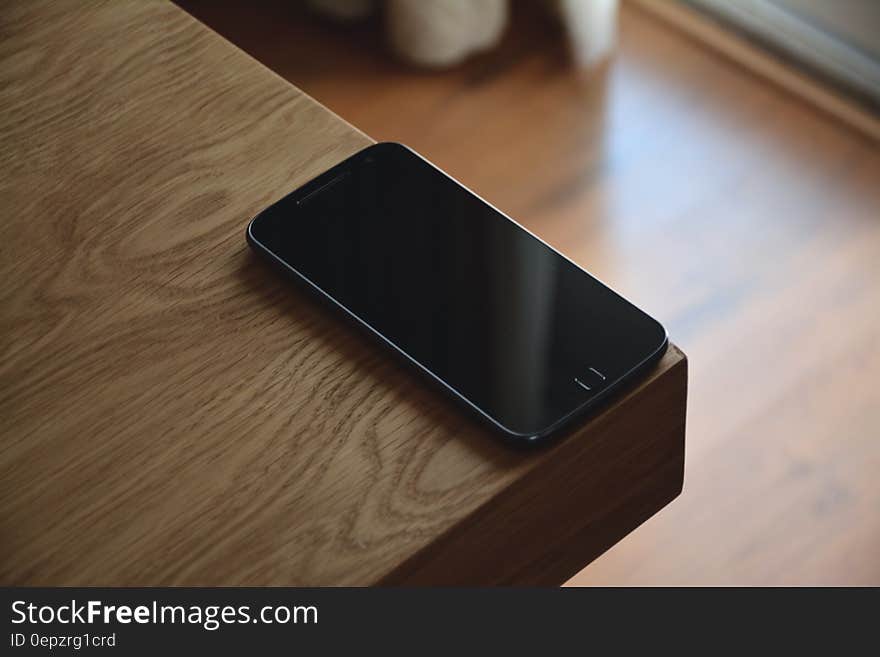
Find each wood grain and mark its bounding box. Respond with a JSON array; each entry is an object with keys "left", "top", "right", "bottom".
[
  {"left": 177, "top": 0, "right": 880, "bottom": 585},
  {"left": 382, "top": 345, "right": 686, "bottom": 586},
  {"left": 0, "top": 1, "right": 686, "bottom": 585}
]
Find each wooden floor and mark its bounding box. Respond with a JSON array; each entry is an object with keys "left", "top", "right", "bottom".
[{"left": 178, "top": 1, "right": 880, "bottom": 585}]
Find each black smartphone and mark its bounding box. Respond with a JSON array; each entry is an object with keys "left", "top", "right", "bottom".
[{"left": 247, "top": 142, "right": 667, "bottom": 445}]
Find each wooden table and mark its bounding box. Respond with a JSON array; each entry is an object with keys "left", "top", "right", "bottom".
[{"left": 0, "top": 0, "right": 687, "bottom": 586}]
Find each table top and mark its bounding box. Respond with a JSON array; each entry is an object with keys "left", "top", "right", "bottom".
[{"left": 0, "top": 0, "right": 686, "bottom": 585}]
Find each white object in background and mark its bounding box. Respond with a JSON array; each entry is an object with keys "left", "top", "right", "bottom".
[
  {"left": 305, "top": 0, "right": 620, "bottom": 69},
  {"left": 556, "top": 0, "right": 620, "bottom": 67},
  {"left": 386, "top": 0, "right": 508, "bottom": 67}
]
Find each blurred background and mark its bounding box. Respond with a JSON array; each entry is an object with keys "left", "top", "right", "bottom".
[{"left": 177, "top": 0, "right": 880, "bottom": 585}]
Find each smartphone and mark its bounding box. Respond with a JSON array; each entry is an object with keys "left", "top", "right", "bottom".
[{"left": 247, "top": 142, "right": 667, "bottom": 445}]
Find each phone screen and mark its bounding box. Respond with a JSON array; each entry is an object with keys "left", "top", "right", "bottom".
[{"left": 248, "top": 143, "right": 666, "bottom": 439}]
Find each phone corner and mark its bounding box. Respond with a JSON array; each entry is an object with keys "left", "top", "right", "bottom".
[
  {"left": 245, "top": 214, "right": 262, "bottom": 250},
  {"left": 492, "top": 421, "right": 561, "bottom": 449},
  {"left": 368, "top": 141, "right": 411, "bottom": 156}
]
